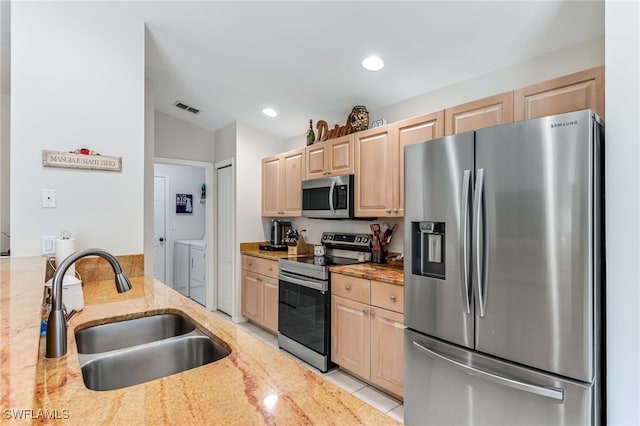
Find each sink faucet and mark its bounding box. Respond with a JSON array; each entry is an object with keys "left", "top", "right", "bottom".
[{"left": 46, "top": 248, "right": 132, "bottom": 358}]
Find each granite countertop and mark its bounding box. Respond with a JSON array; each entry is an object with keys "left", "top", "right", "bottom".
[
  {"left": 241, "top": 242, "right": 404, "bottom": 285},
  {"left": 329, "top": 263, "right": 404, "bottom": 286},
  {"left": 0, "top": 256, "right": 398, "bottom": 425},
  {"left": 240, "top": 242, "right": 310, "bottom": 261}
]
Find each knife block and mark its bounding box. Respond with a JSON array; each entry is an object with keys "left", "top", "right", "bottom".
[{"left": 288, "top": 235, "right": 310, "bottom": 256}]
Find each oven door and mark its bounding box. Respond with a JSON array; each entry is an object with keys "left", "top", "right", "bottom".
[
  {"left": 278, "top": 271, "right": 330, "bottom": 356},
  {"left": 301, "top": 175, "right": 353, "bottom": 218}
]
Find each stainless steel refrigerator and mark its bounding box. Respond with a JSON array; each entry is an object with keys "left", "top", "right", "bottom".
[{"left": 403, "top": 109, "right": 604, "bottom": 425}]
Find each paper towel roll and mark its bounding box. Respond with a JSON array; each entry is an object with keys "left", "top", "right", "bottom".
[{"left": 55, "top": 238, "right": 76, "bottom": 276}]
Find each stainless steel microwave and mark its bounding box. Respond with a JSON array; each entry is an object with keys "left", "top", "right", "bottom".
[{"left": 301, "top": 175, "right": 354, "bottom": 219}]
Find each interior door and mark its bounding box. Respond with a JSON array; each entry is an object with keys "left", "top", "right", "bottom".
[
  {"left": 153, "top": 176, "right": 166, "bottom": 283},
  {"left": 216, "top": 164, "right": 234, "bottom": 315},
  {"left": 474, "top": 111, "right": 594, "bottom": 381},
  {"left": 403, "top": 132, "right": 475, "bottom": 349}
]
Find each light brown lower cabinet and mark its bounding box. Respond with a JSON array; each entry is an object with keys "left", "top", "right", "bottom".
[
  {"left": 241, "top": 255, "right": 278, "bottom": 333},
  {"left": 331, "top": 273, "right": 405, "bottom": 398}
]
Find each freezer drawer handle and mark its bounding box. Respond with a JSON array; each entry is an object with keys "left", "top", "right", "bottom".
[
  {"left": 460, "top": 169, "right": 472, "bottom": 314},
  {"left": 412, "top": 341, "right": 565, "bottom": 401}
]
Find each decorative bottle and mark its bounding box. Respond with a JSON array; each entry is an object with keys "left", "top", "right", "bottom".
[{"left": 306, "top": 119, "right": 316, "bottom": 146}]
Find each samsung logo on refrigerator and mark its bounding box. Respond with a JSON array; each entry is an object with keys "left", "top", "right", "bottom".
[{"left": 550, "top": 120, "right": 578, "bottom": 128}]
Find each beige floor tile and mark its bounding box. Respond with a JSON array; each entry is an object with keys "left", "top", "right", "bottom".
[
  {"left": 353, "top": 386, "right": 401, "bottom": 414},
  {"left": 324, "top": 369, "right": 367, "bottom": 393}
]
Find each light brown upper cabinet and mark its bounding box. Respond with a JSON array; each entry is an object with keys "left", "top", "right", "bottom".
[
  {"left": 304, "top": 134, "right": 354, "bottom": 180},
  {"left": 514, "top": 67, "right": 604, "bottom": 121},
  {"left": 261, "top": 147, "right": 305, "bottom": 217},
  {"left": 355, "top": 111, "right": 444, "bottom": 217},
  {"left": 445, "top": 92, "right": 514, "bottom": 136}
]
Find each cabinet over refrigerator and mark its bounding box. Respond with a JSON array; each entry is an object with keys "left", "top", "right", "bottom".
[{"left": 403, "top": 110, "right": 605, "bottom": 425}]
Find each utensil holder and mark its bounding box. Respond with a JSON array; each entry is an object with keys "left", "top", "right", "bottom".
[{"left": 371, "top": 246, "right": 387, "bottom": 264}]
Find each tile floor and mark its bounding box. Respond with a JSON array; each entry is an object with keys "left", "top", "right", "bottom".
[{"left": 211, "top": 310, "right": 404, "bottom": 424}]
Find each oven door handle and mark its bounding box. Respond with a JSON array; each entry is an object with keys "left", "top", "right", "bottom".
[{"left": 279, "top": 272, "right": 328, "bottom": 292}]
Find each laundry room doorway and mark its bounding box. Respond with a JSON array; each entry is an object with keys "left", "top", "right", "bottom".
[{"left": 153, "top": 157, "right": 214, "bottom": 309}]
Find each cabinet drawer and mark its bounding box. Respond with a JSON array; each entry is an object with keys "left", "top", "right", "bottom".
[
  {"left": 259, "top": 259, "right": 278, "bottom": 279},
  {"left": 242, "top": 255, "right": 261, "bottom": 273},
  {"left": 332, "top": 274, "right": 370, "bottom": 304},
  {"left": 371, "top": 280, "right": 404, "bottom": 313}
]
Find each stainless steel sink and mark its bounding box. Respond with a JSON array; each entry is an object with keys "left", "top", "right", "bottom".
[
  {"left": 75, "top": 313, "right": 196, "bottom": 354},
  {"left": 74, "top": 312, "right": 230, "bottom": 391},
  {"left": 79, "top": 332, "right": 229, "bottom": 391}
]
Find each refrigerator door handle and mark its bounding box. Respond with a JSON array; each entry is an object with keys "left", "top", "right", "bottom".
[
  {"left": 412, "top": 341, "right": 565, "bottom": 401},
  {"left": 473, "top": 168, "right": 488, "bottom": 317},
  {"left": 460, "top": 169, "right": 472, "bottom": 314}
]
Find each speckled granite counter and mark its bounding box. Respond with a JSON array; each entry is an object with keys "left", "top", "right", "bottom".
[
  {"left": 329, "top": 264, "right": 404, "bottom": 286},
  {"left": 240, "top": 242, "right": 309, "bottom": 261},
  {"left": 1, "top": 256, "right": 399, "bottom": 425}
]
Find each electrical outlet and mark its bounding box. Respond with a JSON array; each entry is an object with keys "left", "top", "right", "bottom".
[
  {"left": 41, "top": 189, "right": 56, "bottom": 208},
  {"left": 42, "top": 235, "right": 55, "bottom": 255}
]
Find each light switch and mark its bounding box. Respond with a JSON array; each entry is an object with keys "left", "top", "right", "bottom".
[
  {"left": 42, "top": 235, "right": 55, "bottom": 254},
  {"left": 42, "top": 189, "right": 56, "bottom": 208}
]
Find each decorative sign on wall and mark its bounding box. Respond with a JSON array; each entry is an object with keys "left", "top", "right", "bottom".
[
  {"left": 42, "top": 149, "right": 122, "bottom": 172},
  {"left": 176, "top": 194, "right": 193, "bottom": 214}
]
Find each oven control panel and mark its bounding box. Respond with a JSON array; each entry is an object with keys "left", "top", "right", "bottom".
[{"left": 321, "top": 232, "right": 372, "bottom": 250}]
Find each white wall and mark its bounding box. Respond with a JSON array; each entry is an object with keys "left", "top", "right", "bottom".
[
  {"left": 144, "top": 78, "right": 155, "bottom": 274},
  {"left": 605, "top": 1, "right": 640, "bottom": 424},
  {"left": 154, "top": 163, "right": 206, "bottom": 287},
  {"left": 10, "top": 2, "right": 144, "bottom": 256},
  {"left": 214, "top": 121, "right": 237, "bottom": 162},
  {"left": 0, "top": 0, "right": 10, "bottom": 255},
  {"left": 155, "top": 111, "right": 214, "bottom": 162},
  {"left": 0, "top": 93, "right": 8, "bottom": 254},
  {"left": 235, "top": 122, "right": 284, "bottom": 318}
]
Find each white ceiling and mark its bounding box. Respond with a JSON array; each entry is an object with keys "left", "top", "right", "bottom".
[{"left": 10, "top": 1, "right": 606, "bottom": 140}]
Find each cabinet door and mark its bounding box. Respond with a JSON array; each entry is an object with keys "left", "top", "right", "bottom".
[
  {"left": 262, "top": 155, "right": 281, "bottom": 216},
  {"left": 242, "top": 270, "right": 263, "bottom": 323},
  {"left": 305, "top": 143, "right": 328, "bottom": 180},
  {"left": 354, "top": 126, "right": 395, "bottom": 217},
  {"left": 370, "top": 307, "right": 405, "bottom": 397},
  {"left": 328, "top": 134, "right": 354, "bottom": 176},
  {"left": 514, "top": 67, "right": 604, "bottom": 121},
  {"left": 262, "top": 276, "right": 279, "bottom": 333},
  {"left": 396, "top": 111, "right": 445, "bottom": 217},
  {"left": 331, "top": 295, "right": 370, "bottom": 379},
  {"left": 281, "top": 148, "right": 305, "bottom": 216},
  {"left": 445, "top": 92, "right": 514, "bottom": 135}
]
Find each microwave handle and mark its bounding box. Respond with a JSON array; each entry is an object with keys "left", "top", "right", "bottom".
[{"left": 328, "top": 179, "right": 336, "bottom": 215}]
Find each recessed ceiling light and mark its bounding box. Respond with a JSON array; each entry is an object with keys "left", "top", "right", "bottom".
[
  {"left": 262, "top": 107, "right": 278, "bottom": 117},
  {"left": 362, "top": 55, "right": 384, "bottom": 71}
]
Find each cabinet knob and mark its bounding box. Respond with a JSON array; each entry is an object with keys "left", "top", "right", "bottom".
[
  {"left": 345, "top": 285, "right": 351, "bottom": 291},
  {"left": 392, "top": 208, "right": 399, "bottom": 213},
  {"left": 370, "top": 311, "right": 375, "bottom": 317},
  {"left": 362, "top": 309, "right": 368, "bottom": 315},
  {"left": 390, "top": 295, "right": 397, "bottom": 301},
  {"left": 386, "top": 208, "right": 391, "bottom": 213}
]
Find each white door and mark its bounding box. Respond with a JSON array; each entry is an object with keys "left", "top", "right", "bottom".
[
  {"left": 153, "top": 176, "right": 167, "bottom": 283},
  {"left": 216, "top": 164, "right": 234, "bottom": 315}
]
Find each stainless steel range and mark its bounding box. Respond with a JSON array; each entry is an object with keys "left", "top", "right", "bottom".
[{"left": 277, "top": 232, "right": 372, "bottom": 372}]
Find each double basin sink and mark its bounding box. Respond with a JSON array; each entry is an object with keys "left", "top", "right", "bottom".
[{"left": 75, "top": 311, "right": 230, "bottom": 391}]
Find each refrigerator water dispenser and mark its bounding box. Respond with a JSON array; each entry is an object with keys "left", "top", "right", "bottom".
[{"left": 411, "top": 221, "right": 445, "bottom": 279}]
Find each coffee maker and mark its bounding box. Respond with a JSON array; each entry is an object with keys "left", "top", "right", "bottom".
[{"left": 260, "top": 219, "right": 292, "bottom": 251}]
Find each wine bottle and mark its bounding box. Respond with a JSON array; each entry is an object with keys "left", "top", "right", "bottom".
[{"left": 306, "top": 119, "right": 316, "bottom": 146}]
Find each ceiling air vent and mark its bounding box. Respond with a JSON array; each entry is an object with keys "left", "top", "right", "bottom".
[{"left": 174, "top": 101, "right": 200, "bottom": 114}]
